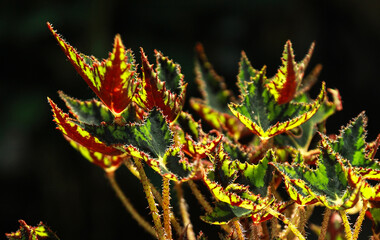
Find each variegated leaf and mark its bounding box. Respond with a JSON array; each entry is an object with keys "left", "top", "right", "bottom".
[
  {"left": 133, "top": 49, "right": 186, "bottom": 122},
  {"left": 229, "top": 66, "right": 326, "bottom": 140},
  {"left": 6, "top": 220, "right": 59, "bottom": 240},
  {"left": 201, "top": 201, "right": 252, "bottom": 225},
  {"left": 47, "top": 23, "right": 138, "bottom": 117},
  {"left": 83, "top": 108, "right": 194, "bottom": 181},
  {"left": 194, "top": 43, "right": 233, "bottom": 112},
  {"left": 48, "top": 98, "right": 122, "bottom": 156},
  {"left": 272, "top": 146, "right": 362, "bottom": 210},
  {"left": 266, "top": 41, "right": 315, "bottom": 104}
]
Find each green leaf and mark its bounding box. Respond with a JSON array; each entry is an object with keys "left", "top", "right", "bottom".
[
  {"left": 84, "top": 108, "right": 194, "bottom": 181},
  {"left": 47, "top": 23, "right": 138, "bottom": 117},
  {"left": 201, "top": 201, "right": 252, "bottom": 225},
  {"left": 133, "top": 49, "right": 186, "bottom": 122},
  {"left": 6, "top": 220, "right": 59, "bottom": 240},
  {"left": 229, "top": 66, "right": 326, "bottom": 140},
  {"left": 204, "top": 146, "right": 275, "bottom": 212},
  {"left": 194, "top": 43, "right": 233, "bottom": 112},
  {"left": 322, "top": 112, "right": 380, "bottom": 178},
  {"left": 59, "top": 91, "right": 143, "bottom": 125},
  {"left": 274, "top": 90, "right": 339, "bottom": 151},
  {"left": 237, "top": 51, "right": 259, "bottom": 97},
  {"left": 272, "top": 147, "right": 362, "bottom": 210}
]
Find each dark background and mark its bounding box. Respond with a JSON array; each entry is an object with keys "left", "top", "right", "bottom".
[{"left": 1, "top": 0, "right": 379, "bottom": 239}]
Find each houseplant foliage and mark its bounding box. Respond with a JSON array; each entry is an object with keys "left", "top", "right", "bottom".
[{"left": 7, "top": 22, "right": 380, "bottom": 240}]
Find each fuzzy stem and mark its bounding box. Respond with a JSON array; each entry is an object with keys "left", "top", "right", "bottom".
[
  {"left": 134, "top": 157, "right": 166, "bottom": 240},
  {"left": 106, "top": 171, "right": 156, "bottom": 238},
  {"left": 123, "top": 161, "right": 182, "bottom": 237},
  {"left": 188, "top": 180, "right": 213, "bottom": 213},
  {"left": 265, "top": 206, "right": 305, "bottom": 240},
  {"left": 352, "top": 200, "right": 368, "bottom": 240},
  {"left": 270, "top": 217, "right": 279, "bottom": 239},
  {"left": 233, "top": 221, "right": 246, "bottom": 240},
  {"left": 176, "top": 183, "right": 196, "bottom": 240},
  {"left": 339, "top": 210, "right": 352, "bottom": 240},
  {"left": 297, "top": 206, "right": 307, "bottom": 236},
  {"left": 162, "top": 177, "right": 172, "bottom": 240},
  {"left": 318, "top": 208, "right": 332, "bottom": 240}
]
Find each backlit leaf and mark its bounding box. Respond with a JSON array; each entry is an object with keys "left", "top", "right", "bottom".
[
  {"left": 266, "top": 41, "right": 314, "bottom": 104},
  {"left": 229, "top": 67, "right": 326, "bottom": 140},
  {"left": 83, "top": 108, "right": 194, "bottom": 181},
  {"left": 272, "top": 146, "right": 362, "bottom": 210},
  {"left": 48, "top": 97, "right": 122, "bottom": 156},
  {"left": 133, "top": 49, "right": 186, "bottom": 122},
  {"left": 6, "top": 220, "right": 59, "bottom": 240},
  {"left": 47, "top": 23, "right": 138, "bottom": 117},
  {"left": 201, "top": 201, "right": 252, "bottom": 225}
]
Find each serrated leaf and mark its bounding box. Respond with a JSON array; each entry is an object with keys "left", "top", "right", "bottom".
[
  {"left": 322, "top": 112, "right": 380, "bottom": 179},
  {"left": 201, "top": 201, "right": 252, "bottom": 225},
  {"left": 190, "top": 98, "right": 250, "bottom": 141},
  {"left": 274, "top": 89, "right": 339, "bottom": 151},
  {"left": 204, "top": 147, "right": 275, "bottom": 212},
  {"left": 48, "top": 23, "right": 138, "bottom": 117},
  {"left": 83, "top": 108, "right": 194, "bottom": 181},
  {"left": 272, "top": 147, "right": 362, "bottom": 210},
  {"left": 67, "top": 136, "right": 126, "bottom": 172},
  {"left": 229, "top": 66, "right": 326, "bottom": 140},
  {"left": 133, "top": 49, "right": 186, "bottom": 122},
  {"left": 48, "top": 98, "right": 122, "bottom": 156},
  {"left": 237, "top": 51, "right": 259, "bottom": 97},
  {"left": 194, "top": 43, "right": 233, "bottom": 112},
  {"left": 59, "top": 91, "right": 143, "bottom": 125},
  {"left": 6, "top": 220, "right": 59, "bottom": 240},
  {"left": 266, "top": 41, "right": 314, "bottom": 104}
]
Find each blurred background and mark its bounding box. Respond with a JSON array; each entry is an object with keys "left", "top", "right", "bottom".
[{"left": 1, "top": 0, "right": 379, "bottom": 239}]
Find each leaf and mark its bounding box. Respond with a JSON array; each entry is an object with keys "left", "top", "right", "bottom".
[
  {"left": 59, "top": 91, "right": 143, "bottom": 125},
  {"left": 272, "top": 146, "right": 362, "bottom": 210},
  {"left": 48, "top": 97, "right": 122, "bottom": 156},
  {"left": 83, "top": 108, "right": 194, "bottom": 181},
  {"left": 321, "top": 112, "right": 380, "bottom": 179},
  {"left": 6, "top": 220, "right": 59, "bottom": 240},
  {"left": 274, "top": 89, "right": 340, "bottom": 151},
  {"left": 229, "top": 66, "right": 326, "bottom": 140},
  {"left": 133, "top": 49, "right": 186, "bottom": 122},
  {"left": 204, "top": 146, "right": 275, "bottom": 212},
  {"left": 194, "top": 43, "right": 233, "bottom": 112},
  {"left": 201, "top": 201, "right": 252, "bottom": 225},
  {"left": 47, "top": 23, "right": 138, "bottom": 117},
  {"left": 190, "top": 98, "right": 250, "bottom": 141},
  {"left": 266, "top": 41, "right": 315, "bottom": 104},
  {"left": 67, "top": 136, "right": 126, "bottom": 172},
  {"left": 236, "top": 51, "right": 259, "bottom": 97}
]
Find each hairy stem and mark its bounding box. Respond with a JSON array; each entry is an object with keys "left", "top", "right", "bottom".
[
  {"left": 266, "top": 206, "right": 305, "bottom": 240},
  {"left": 134, "top": 157, "right": 166, "bottom": 240},
  {"left": 124, "top": 161, "right": 182, "bottom": 236},
  {"left": 318, "top": 208, "right": 332, "bottom": 240},
  {"left": 106, "top": 171, "right": 156, "bottom": 238},
  {"left": 270, "top": 217, "right": 279, "bottom": 239},
  {"left": 162, "top": 177, "right": 172, "bottom": 240},
  {"left": 188, "top": 180, "right": 213, "bottom": 213},
  {"left": 352, "top": 200, "right": 368, "bottom": 240},
  {"left": 233, "top": 221, "right": 246, "bottom": 240},
  {"left": 339, "top": 210, "right": 352, "bottom": 240},
  {"left": 176, "top": 183, "right": 196, "bottom": 240}
]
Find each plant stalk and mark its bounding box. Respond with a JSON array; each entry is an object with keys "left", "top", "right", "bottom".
[
  {"left": 352, "top": 200, "right": 368, "bottom": 240},
  {"left": 318, "top": 208, "right": 332, "bottom": 240},
  {"left": 233, "top": 220, "right": 246, "bottom": 240},
  {"left": 265, "top": 206, "right": 305, "bottom": 240},
  {"left": 134, "top": 157, "right": 166, "bottom": 240},
  {"left": 162, "top": 177, "right": 172, "bottom": 240},
  {"left": 176, "top": 183, "right": 196, "bottom": 240},
  {"left": 339, "top": 210, "right": 352, "bottom": 240},
  {"left": 106, "top": 171, "right": 156, "bottom": 238}
]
